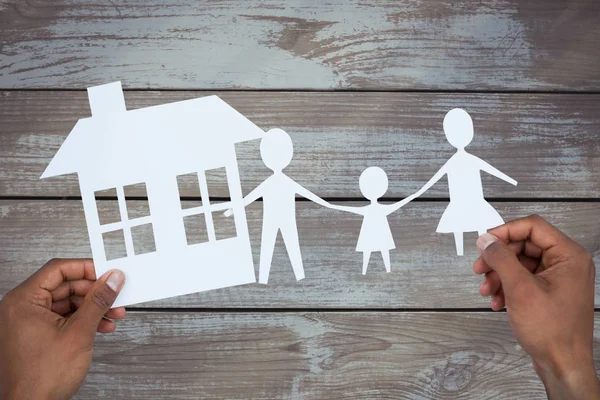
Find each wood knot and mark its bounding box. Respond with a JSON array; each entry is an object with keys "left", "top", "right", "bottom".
[{"left": 438, "top": 361, "right": 474, "bottom": 392}]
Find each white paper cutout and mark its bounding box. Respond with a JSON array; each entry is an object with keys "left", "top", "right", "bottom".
[
  {"left": 41, "top": 82, "right": 265, "bottom": 306},
  {"left": 327, "top": 167, "right": 416, "bottom": 274},
  {"left": 42, "top": 84, "right": 520, "bottom": 300},
  {"left": 412, "top": 108, "right": 518, "bottom": 256},
  {"left": 225, "top": 128, "right": 330, "bottom": 284}
]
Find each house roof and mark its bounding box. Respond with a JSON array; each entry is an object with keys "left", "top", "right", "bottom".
[{"left": 41, "top": 94, "right": 265, "bottom": 187}]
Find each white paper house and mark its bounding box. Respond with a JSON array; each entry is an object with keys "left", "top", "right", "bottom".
[{"left": 41, "top": 82, "right": 263, "bottom": 306}]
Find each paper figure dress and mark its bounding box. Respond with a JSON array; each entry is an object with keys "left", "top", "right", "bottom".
[{"left": 41, "top": 82, "right": 263, "bottom": 306}]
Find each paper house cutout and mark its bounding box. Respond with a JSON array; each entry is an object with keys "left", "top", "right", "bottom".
[{"left": 41, "top": 82, "right": 264, "bottom": 306}]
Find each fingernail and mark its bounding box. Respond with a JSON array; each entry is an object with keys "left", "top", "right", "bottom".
[
  {"left": 106, "top": 270, "right": 125, "bottom": 292},
  {"left": 477, "top": 233, "right": 497, "bottom": 252}
]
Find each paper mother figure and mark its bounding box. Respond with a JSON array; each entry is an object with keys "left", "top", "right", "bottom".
[{"left": 413, "top": 108, "right": 518, "bottom": 256}]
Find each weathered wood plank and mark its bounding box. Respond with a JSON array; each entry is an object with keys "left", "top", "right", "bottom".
[
  {"left": 1, "top": 0, "right": 599, "bottom": 90},
  {"left": 1, "top": 200, "right": 598, "bottom": 308},
  {"left": 1, "top": 91, "right": 599, "bottom": 198},
  {"left": 74, "top": 311, "right": 600, "bottom": 399}
]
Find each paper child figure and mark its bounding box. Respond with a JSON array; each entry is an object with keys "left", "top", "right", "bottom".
[
  {"left": 225, "top": 128, "right": 330, "bottom": 284},
  {"left": 413, "top": 108, "right": 517, "bottom": 256},
  {"left": 327, "top": 167, "right": 416, "bottom": 274}
]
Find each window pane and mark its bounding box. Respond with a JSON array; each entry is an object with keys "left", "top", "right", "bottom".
[
  {"left": 176, "top": 173, "right": 201, "bottom": 209},
  {"left": 95, "top": 188, "right": 121, "bottom": 225},
  {"left": 102, "top": 229, "right": 127, "bottom": 261},
  {"left": 131, "top": 223, "right": 156, "bottom": 255},
  {"left": 205, "top": 167, "right": 229, "bottom": 204},
  {"left": 124, "top": 182, "right": 151, "bottom": 219},
  {"left": 212, "top": 208, "right": 237, "bottom": 241},
  {"left": 183, "top": 214, "right": 208, "bottom": 245}
]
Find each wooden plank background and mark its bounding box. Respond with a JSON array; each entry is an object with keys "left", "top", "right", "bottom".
[
  {"left": 1, "top": 1, "right": 599, "bottom": 398},
  {"left": 0, "top": 0, "right": 599, "bottom": 90},
  {"left": 1, "top": 91, "right": 599, "bottom": 198},
  {"left": 75, "top": 312, "right": 600, "bottom": 400},
  {"left": 1, "top": 200, "right": 599, "bottom": 308}
]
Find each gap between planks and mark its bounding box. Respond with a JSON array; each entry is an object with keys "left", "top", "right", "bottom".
[
  {"left": 1, "top": 196, "right": 600, "bottom": 203},
  {"left": 124, "top": 308, "right": 600, "bottom": 313},
  {"left": 3, "top": 88, "right": 600, "bottom": 95}
]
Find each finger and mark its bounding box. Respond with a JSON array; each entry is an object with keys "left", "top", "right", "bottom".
[
  {"left": 477, "top": 233, "right": 536, "bottom": 301},
  {"left": 51, "top": 296, "right": 84, "bottom": 316},
  {"left": 474, "top": 257, "right": 491, "bottom": 274},
  {"left": 481, "top": 271, "right": 501, "bottom": 297},
  {"left": 491, "top": 287, "right": 506, "bottom": 311},
  {"left": 507, "top": 240, "right": 544, "bottom": 260},
  {"left": 52, "top": 297, "right": 126, "bottom": 320},
  {"left": 97, "top": 318, "right": 117, "bottom": 334},
  {"left": 64, "top": 270, "right": 125, "bottom": 340},
  {"left": 478, "top": 251, "right": 540, "bottom": 281},
  {"left": 474, "top": 240, "right": 542, "bottom": 275},
  {"left": 105, "top": 307, "right": 126, "bottom": 320},
  {"left": 488, "top": 215, "right": 569, "bottom": 252},
  {"left": 23, "top": 259, "right": 96, "bottom": 293},
  {"left": 51, "top": 280, "right": 94, "bottom": 302},
  {"left": 517, "top": 254, "right": 541, "bottom": 274}
]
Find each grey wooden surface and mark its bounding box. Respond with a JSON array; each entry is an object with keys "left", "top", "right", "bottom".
[
  {"left": 74, "top": 312, "right": 600, "bottom": 400},
  {"left": 1, "top": 0, "right": 599, "bottom": 398},
  {"left": 0, "top": 0, "right": 599, "bottom": 90},
  {"left": 1, "top": 200, "right": 599, "bottom": 308},
  {"left": 1, "top": 91, "right": 599, "bottom": 198}
]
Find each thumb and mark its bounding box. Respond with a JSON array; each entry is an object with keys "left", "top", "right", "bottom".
[
  {"left": 477, "top": 233, "right": 535, "bottom": 301},
  {"left": 66, "top": 270, "right": 125, "bottom": 338}
]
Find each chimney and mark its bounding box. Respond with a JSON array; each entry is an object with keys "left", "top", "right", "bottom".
[{"left": 87, "top": 81, "right": 126, "bottom": 117}]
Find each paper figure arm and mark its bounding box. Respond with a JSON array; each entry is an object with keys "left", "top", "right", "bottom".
[
  {"left": 326, "top": 203, "right": 366, "bottom": 216},
  {"left": 385, "top": 193, "right": 418, "bottom": 215},
  {"left": 292, "top": 180, "right": 331, "bottom": 208},
  {"left": 413, "top": 160, "right": 450, "bottom": 197},
  {"left": 224, "top": 180, "right": 267, "bottom": 217},
  {"left": 476, "top": 157, "right": 518, "bottom": 186}
]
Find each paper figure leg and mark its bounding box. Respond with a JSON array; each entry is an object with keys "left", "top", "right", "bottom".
[
  {"left": 453, "top": 232, "right": 464, "bottom": 256},
  {"left": 362, "top": 252, "right": 371, "bottom": 275},
  {"left": 258, "top": 222, "right": 279, "bottom": 284},
  {"left": 382, "top": 250, "right": 391, "bottom": 273},
  {"left": 281, "top": 223, "right": 305, "bottom": 281}
]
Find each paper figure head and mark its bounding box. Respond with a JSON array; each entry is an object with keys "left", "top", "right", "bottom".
[
  {"left": 359, "top": 167, "right": 388, "bottom": 201},
  {"left": 261, "top": 128, "right": 293, "bottom": 172},
  {"left": 443, "top": 108, "right": 473, "bottom": 150}
]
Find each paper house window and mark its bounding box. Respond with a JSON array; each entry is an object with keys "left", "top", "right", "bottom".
[
  {"left": 177, "top": 167, "right": 237, "bottom": 245},
  {"left": 95, "top": 182, "right": 156, "bottom": 260}
]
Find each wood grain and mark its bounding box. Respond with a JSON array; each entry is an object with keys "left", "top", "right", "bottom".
[
  {"left": 2, "top": 200, "right": 598, "bottom": 308},
  {"left": 2, "top": 91, "right": 599, "bottom": 198},
  {"left": 74, "top": 311, "right": 600, "bottom": 399},
  {"left": 1, "top": 1, "right": 599, "bottom": 90}
]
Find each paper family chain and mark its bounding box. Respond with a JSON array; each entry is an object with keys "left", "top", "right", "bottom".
[{"left": 40, "top": 82, "right": 518, "bottom": 307}]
